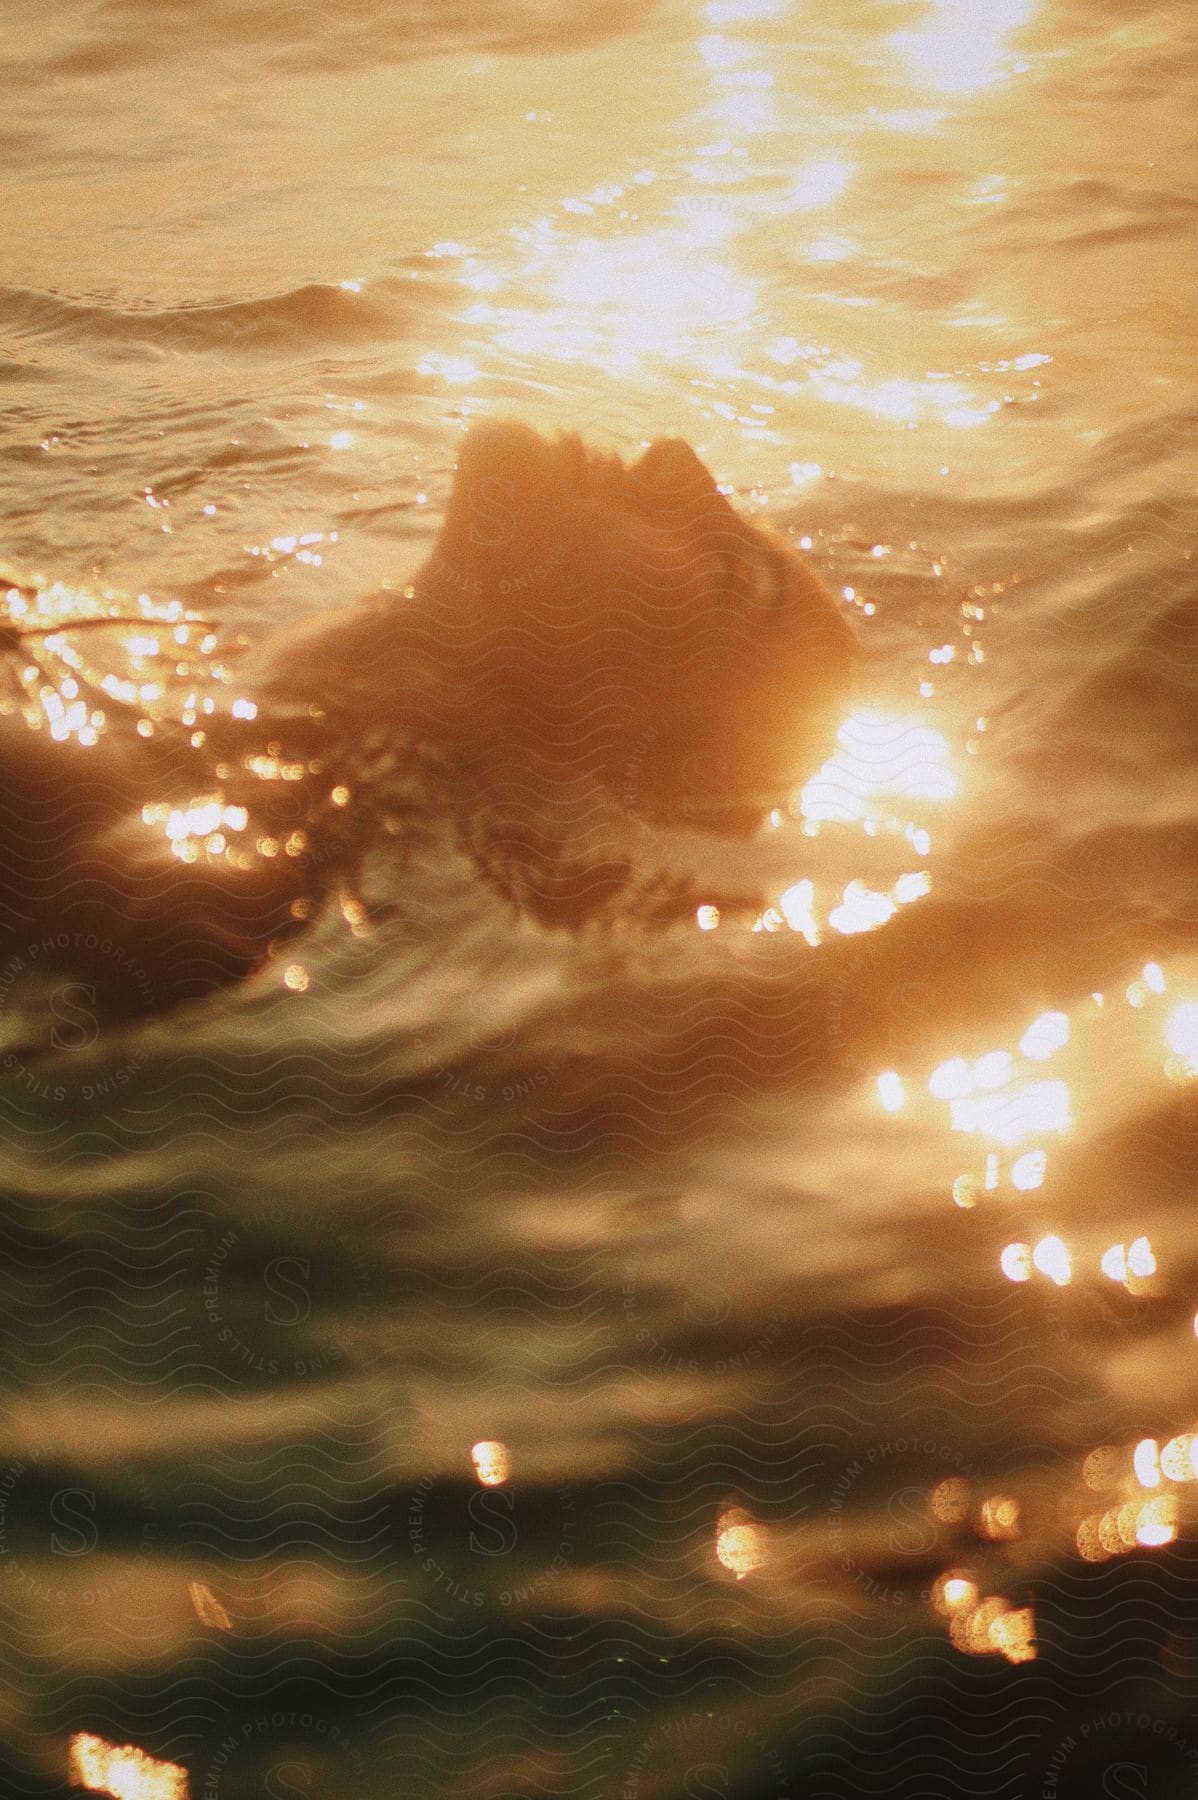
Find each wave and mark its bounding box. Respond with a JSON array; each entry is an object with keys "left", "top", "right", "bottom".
[{"left": 0, "top": 279, "right": 410, "bottom": 357}]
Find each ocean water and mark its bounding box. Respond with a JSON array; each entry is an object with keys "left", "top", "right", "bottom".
[{"left": 2, "top": 0, "right": 1197, "bottom": 1795}]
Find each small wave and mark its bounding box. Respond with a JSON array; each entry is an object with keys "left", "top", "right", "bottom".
[
  {"left": 29, "top": 0, "right": 657, "bottom": 82},
  {"left": 0, "top": 279, "right": 405, "bottom": 357}
]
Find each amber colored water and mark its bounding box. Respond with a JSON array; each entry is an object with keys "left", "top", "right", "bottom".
[{"left": 1, "top": 0, "right": 1197, "bottom": 1795}]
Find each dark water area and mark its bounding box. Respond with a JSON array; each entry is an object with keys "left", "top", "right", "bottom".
[{"left": 2, "top": 0, "right": 1198, "bottom": 1795}]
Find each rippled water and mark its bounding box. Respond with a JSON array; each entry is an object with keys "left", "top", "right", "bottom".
[{"left": 2, "top": 0, "right": 1198, "bottom": 1795}]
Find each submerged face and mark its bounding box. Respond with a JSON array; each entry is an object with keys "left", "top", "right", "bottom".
[{"left": 419, "top": 421, "right": 858, "bottom": 829}]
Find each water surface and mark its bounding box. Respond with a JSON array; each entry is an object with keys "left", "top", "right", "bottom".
[{"left": 2, "top": 0, "right": 1197, "bottom": 1794}]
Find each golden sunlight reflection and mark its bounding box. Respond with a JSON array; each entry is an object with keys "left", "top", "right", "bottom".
[
  {"left": 891, "top": 870, "right": 926, "bottom": 904},
  {"left": 453, "top": 220, "right": 760, "bottom": 379},
  {"left": 187, "top": 1580, "right": 233, "bottom": 1632},
  {"left": 827, "top": 881, "right": 896, "bottom": 936},
  {"left": 1031, "top": 1235, "right": 1071, "bottom": 1286},
  {"left": 1009, "top": 1149, "right": 1046, "bottom": 1191},
  {"left": 1000, "top": 1242, "right": 1032, "bottom": 1283},
  {"left": 705, "top": 0, "right": 785, "bottom": 21},
  {"left": 1133, "top": 1439, "right": 1161, "bottom": 1489},
  {"left": 148, "top": 796, "right": 253, "bottom": 864},
  {"left": 1082, "top": 1446, "right": 1120, "bottom": 1491},
  {"left": 1019, "top": 1010, "right": 1069, "bottom": 1061},
  {"left": 69, "top": 1734, "right": 188, "bottom": 1800},
  {"left": 716, "top": 1503, "right": 767, "bottom": 1579},
  {"left": 891, "top": 0, "right": 1033, "bottom": 94},
  {"left": 1165, "top": 1001, "right": 1198, "bottom": 1076},
  {"left": 952, "top": 1173, "right": 979, "bottom": 1209},
  {"left": 790, "top": 158, "right": 855, "bottom": 210},
  {"left": 742, "top": 707, "right": 957, "bottom": 941},
  {"left": 1101, "top": 1236, "right": 1157, "bottom": 1288},
  {"left": 5, "top": 0, "right": 1196, "bottom": 1720},
  {"left": 777, "top": 878, "right": 818, "bottom": 943},
  {"left": 891, "top": 967, "right": 1198, "bottom": 1257},
  {"left": 417, "top": 351, "right": 481, "bottom": 385},
  {"left": 1007, "top": 1226, "right": 1162, "bottom": 1292},
  {"left": 931, "top": 1477, "right": 971, "bottom": 1524},
  {"left": 0, "top": 574, "right": 356, "bottom": 898},
  {"left": 1135, "top": 1495, "right": 1178, "bottom": 1548},
  {"left": 1160, "top": 1436, "right": 1197, "bottom": 1483},
  {"left": 978, "top": 1494, "right": 1021, "bottom": 1541},
  {"left": 2, "top": 578, "right": 221, "bottom": 749},
  {"left": 877, "top": 1071, "right": 904, "bottom": 1112},
  {"left": 800, "top": 712, "right": 958, "bottom": 827},
  {"left": 976, "top": 1052, "right": 1015, "bottom": 1089},
  {"left": 985, "top": 1606, "right": 1036, "bottom": 1663},
  {"left": 471, "top": 1440, "right": 511, "bottom": 1487},
  {"left": 931, "top": 1570, "right": 978, "bottom": 1615},
  {"left": 949, "top": 1081, "right": 1070, "bottom": 1148},
  {"left": 1076, "top": 1485, "right": 1181, "bottom": 1561},
  {"left": 807, "top": 364, "right": 1001, "bottom": 430},
  {"left": 948, "top": 1596, "right": 1036, "bottom": 1663},
  {"left": 411, "top": 0, "right": 1024, "bottom": 439}
]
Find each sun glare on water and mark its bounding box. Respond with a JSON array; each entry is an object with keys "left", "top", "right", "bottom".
[
  {"left": 891, "top": 0, "right": 1034, "bottom": 92},
  {"left": 716, "top": 1503, "right": 768, "bottom": 1578},
  {"left": 471, "top": 1440, "right": 512, "bottom": 1486},
  {"left": 69, "top": 1735, "right": 188, "bottom": 1800},
  {"left": 411, "top": 0, "right": 1037, "bottom": 435}
]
